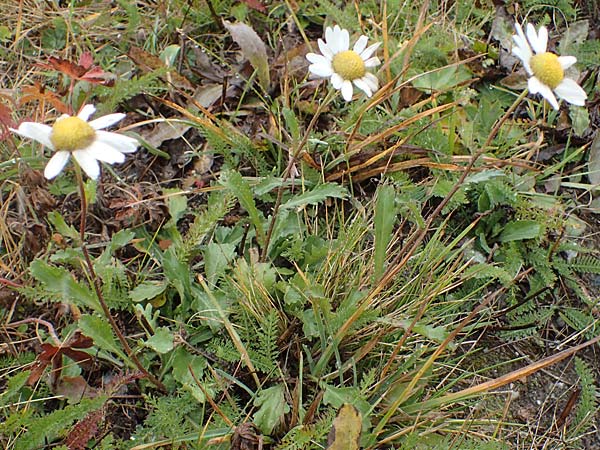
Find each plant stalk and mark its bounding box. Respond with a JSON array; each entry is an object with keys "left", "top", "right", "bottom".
[{"left": 75, "top": 167, "right": 166, "bottom": 392}]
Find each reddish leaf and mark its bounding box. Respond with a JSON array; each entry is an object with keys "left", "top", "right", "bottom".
[
  {"left": 66, "top": 408, "right": 104, "bottom": 450},
  {"left": 238, "top": 0, "right": 267, "bottom": 13},
  {"left": 78, "top": 51, "right": 94, "bottom": 69},
  {"left": 20, "top": 82, "right": 71, "bottom": 114},
  {"left": 37, "top": 55, "right": 115, "bottom": 87}
]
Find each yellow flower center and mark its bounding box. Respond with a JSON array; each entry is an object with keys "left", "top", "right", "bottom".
[
  {"left": 332, "top": 50, "right": 366, "bottom": 81},
  {"left": 529, "top": 52, "right": 564, "bottom": 89},
  {"left": 50, "top": 116, "right": 96, "bottom": 151}
]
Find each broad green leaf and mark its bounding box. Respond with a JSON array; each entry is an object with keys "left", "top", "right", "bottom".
[
  {"left": 253, "top": 384, "right": 290, "bottom": 435},
  {"left": 29, "top": 260, "right": 100, "bottom": 312},
  {"left": 374, "top": 185, "right": 396, "bottom": 280},
  {"left": 224, "top": 21, "right": 270, "bottom": 91},
  {"left": 165, "top": 190, "right": 188, "bottom": 228},
  {"left": 110, "top": 229, "right": 135, "bottom": 249},
  {"left": 204, "top": 242, "right": 236, "bottom": 285},
  {"left": 323, "top": 385, "right": 361, "bottom": 408},
  {"left": 280, "top": 184, "right": 347, "bottom": 210},
  {"left": 78, "top": 315, "right": 127, "bottom": 361},
  {"left": 322, "top": 385, "right": 371, "bottom": 419},
  {"left": 412, "top": 65, "right": 472, "bottom": 92},
  {"left": 569, "top": 106, "right": 590, "bottom": 137},
  {"left": 129, "top": 281, "right": 167, "bottom": 303},
  {"left": 144, "top": 327, "right": 174, "bottom": 354},
  {"left": 171, "top": 347, "right": 208, "bottom": 403},
  {"left": 46, "top": 211, "right": 79, "bottom": 241},
  {"left": 498, "top": 220, "right": 542, "bottom": 242}
]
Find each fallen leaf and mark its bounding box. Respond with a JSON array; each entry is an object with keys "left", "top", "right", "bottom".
[
  {"left": 327, "top": 403, "right": 362, "bottom": 450},
  {"left": 224, "top": 20, "right": 270, "bottom": 91},
  {"left": 238, "top": 0, "right": 266, "bottom": 13}
]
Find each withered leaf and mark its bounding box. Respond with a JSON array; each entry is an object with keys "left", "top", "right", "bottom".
[
  {"left": 326, "top": 403, "right": 362, "bottom": 450},
  {"left": 224, "top": 20, "right": 270, "bottom": 91}
]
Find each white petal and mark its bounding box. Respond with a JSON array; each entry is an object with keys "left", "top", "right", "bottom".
[
  {"left": 325, "top": 26, "right": 334, "bottom": 45},
  {"left": 353, "top": 78, "right": 373, "bottom": 97},
  {"left": 363, "top": 73, "right": 379, "bottom": 91},
  {"left": 307, "top": 53, "right": 331, "bottom": 67},
  {"left": 526, "top": 24, "right": 544, "bottom": 54},
  {"left": 360, "top": 42, "right": 381, "bottom": 60},
  {"left": 77, "top": 104, "right": 96, "bottom": 122},
  {"left": 558, "top": 56, "right": 577, "bottom": 70},
  {"left": 554, "top": 78, "right": 587, "bottom": 106},
  {"left": 317, "top": 38, "right": 333, "bottom": 59},
  {"left": 364, "top": 56, "right": 380, "bottom": 68},
  {"left": 534, "top": 25, "right": 548, "bottom": 54},
  {"left": 527, "top": 76, "right": 543, "bottom": 94},
  {"left": 513, "top": 23, "right": 529, "bottom": 50},
  {"left": 512, "top": 47, "right": 533, "bottom": 74},
  {"left": 309, "top": 62, "right": 334, "bottom": 78},
  {"left": 534, "top": 80, "right": 560, "bottom": 110},
  {"left": 72, "top": 150, "right": 100, "bottom": 179},
  {"left": 95, "top": 130, "right": 139, "bottom": 153},
  {"left": 328, "top": 25, "right": 342, "bottom": 53},
  {"left": 341, "top": 80, "right": 353, "bottom": 101},
  {"left": 339, "top": 28, "right": 350, "bottom": 52},
  {"left": 88, "top": 113, "right": 126, "bottom": 130},
  {"left": 330, "top": 73, "right": 344, "bottom": 89},
  {"left": 11, "top": 122, "right": 54, "bottom": 149},
  {"left": 353, "top": 35, "right": 368, "bottom": 54},
  {"left": 44, "top": 151, "right": 70, "bottom": 179},
  {"left": 84, "top": 140, "right": 126, "bottom": 164}
]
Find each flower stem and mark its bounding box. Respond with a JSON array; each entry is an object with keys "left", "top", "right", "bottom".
[{"left": 74, "top": 166, "right": 166, "bottom": 392}]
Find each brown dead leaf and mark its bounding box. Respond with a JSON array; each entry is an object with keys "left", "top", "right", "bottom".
[
  {"left": 128, "top": 46, "right": 195, "bottom": 91},
  {"left": 224, "top": 21, "right": 270, "bottom": 90},
  {"left": 231, "top": 422, "right": 262, "bottom": 450},
  {"left": 327, "top": 404, "right": 362, "bottom": 450},
  {"left": 54, "top": 376, "right": 97, "bottom": 402},
  {"left": 238, "top": 0, "right": 266, "bottom": 13}
]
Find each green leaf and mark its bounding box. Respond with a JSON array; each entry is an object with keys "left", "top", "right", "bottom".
[
  {"left": 46, "top": 211, "right": 79, "bottom": 241},
  {"left": 171, "top": 347, "right": 207, "bottom": 403},
  {"left": 110, "top": 229, "right": 135, "bottom": 249},
  {"left": 29, "top": 260, "right": 100, "bottom": 312},
  {"left": 165, "top": 190, "right": 188, "bottom": 228},
  {"left": 253, "top": 384, "right": 290, "bottom": 435},
  {"left": 220, "top": 171, "right": 265, "bottom": 245},
  {"left": 373, "top": 185, "right": 396, "bottom": 280},
  {"left": 78, "top": 315, "right": 127, "bottom": 361},
  {"left": 204, "top": 242, "right": 236, "bottom": 286},
  {"left": 498, "top": 220, "right": 542, "bottom": 242},
  {"left": 280, "top": 183, "right": 347, "bottom": 210},
  {"left": 129, "top": 281, "right": 167, "bottom": 303},
  {"left": 163, "top": 245, "right": 191, "bottom": 301},
  {"left": 14, "top": 397, "right": 106, "bottom": 450},
  {"left": 412, "top": 65, "right": 472, "bottom": 92},
  {"left": 144, "top": 327, "right": 174, "bottom": 354},
  {"left": 569, "top": 105, "right": 590, "bottom": 137}
]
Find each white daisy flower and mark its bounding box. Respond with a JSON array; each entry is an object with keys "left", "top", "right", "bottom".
[
  {"left": 512, "top": 22, "right": 587, "bottom": 110},
  {"left": 11, "top": 104, "right": 139, "bottom": 180},
  {"left": 306, "top": 25, "right": 381, "bottom": 102}
]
